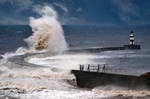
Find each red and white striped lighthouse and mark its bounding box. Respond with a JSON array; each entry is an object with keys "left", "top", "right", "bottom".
[
  {"left": 124, "top": 30, "right": 141, "bottom": 49},
  {"left": 129, "top": 30, "right": 135, "bottom": 45}
]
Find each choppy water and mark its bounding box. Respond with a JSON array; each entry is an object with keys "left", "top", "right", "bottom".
[{"left": 0, "top": 25, "right": 150, "bottom": 99}]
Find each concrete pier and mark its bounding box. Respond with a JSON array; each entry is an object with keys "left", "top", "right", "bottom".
[
  {"left": 68, "top": 30, "right": 141, "bottom": 53},
  {"left": 71, "top": 70, "right": 150, "bottom": 89}
]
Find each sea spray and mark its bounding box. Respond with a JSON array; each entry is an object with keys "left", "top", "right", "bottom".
[{"left": 25, "top": 5, "right": 68, "bottom": 54}]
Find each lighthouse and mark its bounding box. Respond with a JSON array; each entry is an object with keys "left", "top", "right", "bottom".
[
  {"left": 124, "top": 30, "right": 141, "bottom": 49},
  {"left": 129, "top": 30, "right": 135, "bottom": 45}
]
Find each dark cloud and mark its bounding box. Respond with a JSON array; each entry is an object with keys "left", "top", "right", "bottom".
[
  {"left": 112, "top": 0, "right": 150, "bottom": 26},
  {"left": 0, "top": 0, "right": 149, "bottom": 26},
  {"left": 112, "top": 0, "right": 140, "bottom": 22},
  {"left": 0, "top": 0, "right": 33, "bottom": 12}
]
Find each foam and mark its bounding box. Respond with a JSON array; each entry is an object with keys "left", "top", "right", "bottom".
[
  {"left": 14, "top": 89, "right": 105, "bottom": 99},
  {"left": 25, "top": 5, "right": 68, "bottom": 54}
]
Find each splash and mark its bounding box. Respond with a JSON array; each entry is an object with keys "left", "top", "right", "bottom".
[{"left": 25, "top": 5, "right": 68, "bottom": 54}]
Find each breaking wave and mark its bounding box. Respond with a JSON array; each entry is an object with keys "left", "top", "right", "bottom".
[{"left": 25, "top": 5, "right": 68, "bottom": 54}]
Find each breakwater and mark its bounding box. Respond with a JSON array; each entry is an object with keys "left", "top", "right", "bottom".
[
  {"left": 69, "top": 47, "right": 125, "bottom": 53},
  {"left": 68, "top": 45, "right": 140, "bottom": 53}
]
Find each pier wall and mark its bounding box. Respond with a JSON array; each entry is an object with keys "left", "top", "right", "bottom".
[
  {"left": 69, "top": 45, "right": 140, "bottom": 53},
  {"left": 71, "top": 70, "right": 149, "bottom": 89}
]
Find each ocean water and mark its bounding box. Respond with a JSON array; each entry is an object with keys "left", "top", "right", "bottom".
[{"left": 0, "top": 25, "right": 150, "bottom": 99}]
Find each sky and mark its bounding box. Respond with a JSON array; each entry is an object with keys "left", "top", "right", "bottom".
[{"left": 0, "top": 0, "right": 150, "bottom": 27}]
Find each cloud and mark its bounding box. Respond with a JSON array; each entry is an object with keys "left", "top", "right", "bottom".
[
  {"left": 0, "top": 0, "right": 33, "bottom": 25},
  {"left": 0, "top": 0, "right": 33, "bottom": 12},
  {"left": 0, "top": 0, "right": 86, "bottom": 25},
  {"left": 112, "top": 0, "right": 140, "bottom": 23},
  {"left": 52, "top": 2, "right": 84, "bottom": 25},
  {"left": 76, "top": 8, "right": 82, "bottom": 12},
  {"left": 53, "top": 2, "right": 68, "bottom": 13}
]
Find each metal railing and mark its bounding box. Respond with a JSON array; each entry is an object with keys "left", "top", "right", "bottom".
[{"left": 79, "top": 64, "right": 127, "bottom": 73}]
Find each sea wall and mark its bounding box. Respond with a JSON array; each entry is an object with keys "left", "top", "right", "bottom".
[{"left": 71, "top": 70, "right": 149, "bottom": 89}]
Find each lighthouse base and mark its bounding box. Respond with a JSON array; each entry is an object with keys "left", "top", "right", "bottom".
[{"left": 124, "top": 44, "right": 141, "bottom": 49}]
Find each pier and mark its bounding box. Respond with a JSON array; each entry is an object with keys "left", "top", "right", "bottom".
[
  {"left": 71, "top": 64, "right": 150, "bottom": 89},
  {"left": 71, "top": 69, "right": 150, "bottom": 89},
  {"left": 70, "top": 31, "right": 145, "bottom": 89},
  {"left": 68, "top": 31, "right": 141, "bottom": 53}
]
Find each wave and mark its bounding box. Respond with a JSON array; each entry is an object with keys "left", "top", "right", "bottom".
[{"left": 25, "top": 5, "right": 68, "bottom": 54}]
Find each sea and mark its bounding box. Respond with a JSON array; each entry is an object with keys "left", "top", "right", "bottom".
[{"left": 0, "top": 25, "right": 150, "bottom": 99}]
